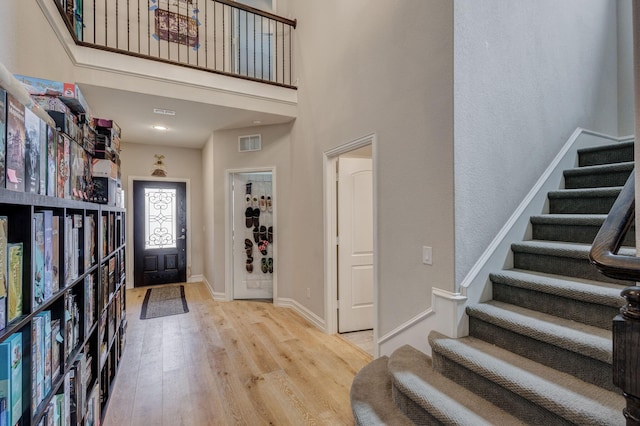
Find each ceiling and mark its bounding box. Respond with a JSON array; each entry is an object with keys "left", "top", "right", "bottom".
[{"left": 78, "top": 84, "right": 296, "bottom": 149}]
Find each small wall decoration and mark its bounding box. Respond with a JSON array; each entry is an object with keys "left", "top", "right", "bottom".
[
  {"left": 151, "top": 154, "right": 167, "bottom": 177},
  {"left": 149, "top": 0, "right": 200, "bottom": 49}
]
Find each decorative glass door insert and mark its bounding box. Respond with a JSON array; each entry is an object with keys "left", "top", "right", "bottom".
[{"left": 144, "top": 187, "right": 177, "bottom": 249}]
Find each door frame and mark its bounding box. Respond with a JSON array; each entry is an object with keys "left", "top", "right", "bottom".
[
  {"left": 323, "top": 133, "right": 378, "bottom": 355},
  {"left": 225, "top": 167, "right": 277, "bottom": 301},
  {"left": 127, "top": 176, "right": 192, "bottom": 289}
]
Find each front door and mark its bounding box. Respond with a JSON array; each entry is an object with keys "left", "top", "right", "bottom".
[
  {"left": 133, "top": 180, "right": 187, "bottom": 287},
  {"left": 338, "top": 157, "right": 374, "bottom": 332}
]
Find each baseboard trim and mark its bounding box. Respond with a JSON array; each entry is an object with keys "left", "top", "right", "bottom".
[
  {"left": 188, "top": 274, "right": 204, "bottom": 283},
  {"left": 378, "top": 288, "right": 467, "bottom": 356},
  {"left": 275, "top": 298, "right": 326, "bottom": 331}
]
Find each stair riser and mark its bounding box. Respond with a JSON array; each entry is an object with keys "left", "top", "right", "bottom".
[
  {"left": 532, "top": 223, "right": 635, "bottom": 246},
  {"left": 432, "top": 353, "right": 571, "bottom": 425},
  {"left": 548, "top": 196, "right": 618, "bottom": 214},
  {"left": 391, "top": 387, "right": 443, "bottom": 426},
  {"left": 564, "top": 169, "right": 632, "bottom": 189},
  {"left": 468, "top": 318, "right": 614, "bottom": 391},
  {"left": 532, "top": 223, "right": 635, "bottom": 245},
  {"left": 492, "top": 282, "right": 620, "bottom": 330},
  {"left": 578, "top": 146, "right": 634, "bottom": 167},
  {"left": 512, "top": 252, "right": 631, "bottom": 285}
]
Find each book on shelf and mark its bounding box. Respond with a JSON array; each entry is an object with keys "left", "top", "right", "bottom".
[
  {"left": 0, "top": 88, "right": 6, "bottom": 188},
  {"left": 72, "top": 214, "right": 83, "bottom": 279},
  {"left": 56, "top": 133, "right": 70, "bottom": 199},
  {"left": 84, "top": 214, "right": 95, "bottom": 269},
  {"left": 84, "top": 274, "right": 95, "bottom": 339},
  {"left": 0, "top": 216, "right": 7, "bottom": 299},
  {"left": 46, "top": 125, "right": 56, "bottom": 197},
  {"left": 51, "top": 216, "right": 60, "bottom": 294},
  {"left": 24, "top": 107, "right": 41, "bottom": 194},
  {"left": 85, "top": 383, "right": 100, "bottom": 426},
  {"left": 64, "top": 215, "right": 73, "bottom": 285},
  {"left": 64, "top": 292, "right": 80, "bottom": 361},
  {"left": 100, "top": 214, "right": 107, "bottom": 258},
  {"left": 41, "top": 311, "right": 52, "bottom": 399},
  {"left": 6, "top": 94, "right": 26, "bottom": 192},
  {"left": 33, "top": 212, "right": 45, "bottom": 309},
  {"left": 0, "top": 332, "right": 23, "bottom": 426},
  {"left": 7, "top": 243, "right": 23, "bottom": 323},
  {"left": 31, "top": 313, "right": 44, "bottom": 411},
  {"left": 38, "top": 120, "right": 47, "bottom": 195},
  {"left": 50, "top": 319, "right": 61, "bottom": 384},
  {"left": 43, "top": 210, "right": 53, "bottom": 301}
]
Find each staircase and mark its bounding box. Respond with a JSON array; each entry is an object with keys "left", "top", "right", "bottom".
[{"left": 351, "top": 140, "right": 635, "bottom": 425}]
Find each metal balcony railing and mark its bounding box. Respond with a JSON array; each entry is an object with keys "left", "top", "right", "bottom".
[{"left": 54, "top": 0, "right": 297, "bottom": 88}]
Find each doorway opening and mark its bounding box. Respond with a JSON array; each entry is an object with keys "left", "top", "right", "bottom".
[
  {"left": 324, "top": 134, "right": 377, "bottom": 357},
  {"left": 227, "top": 169, "right": 276, "bottom": 300},
  {"left": 130, "top": 178, "right": 190, "bottom": 287}
]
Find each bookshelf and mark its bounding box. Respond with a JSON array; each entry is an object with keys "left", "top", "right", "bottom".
[{"left": 0, "top": 64, "right": 126, "bottom": 425}]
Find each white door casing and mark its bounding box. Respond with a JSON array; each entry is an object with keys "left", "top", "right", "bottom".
[{"left": 338, "top": 157, "right": 374, "bottom": 332}]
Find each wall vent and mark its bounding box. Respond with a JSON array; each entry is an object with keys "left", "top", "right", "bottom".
[{"left": 238, "top": 134, "right": 262, "bottom": 152}]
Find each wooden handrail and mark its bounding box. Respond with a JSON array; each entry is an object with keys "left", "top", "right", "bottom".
[
  {"left": 214, "top": 0, "right": 297, "bottom": 28},
  {"left": 590, "top": 168, "right": 640, "bottom": 424},
  {"left": 589, "top": 170, "right": 638, "bottom": 281}
]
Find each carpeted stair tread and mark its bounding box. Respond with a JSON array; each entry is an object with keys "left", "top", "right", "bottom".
[
  {"left": 466, "top": 300, "right": 611, "bottom": 363},
  {"left": 350, "top": 355, "right": 414, "bottom": 426},
  {"left": 512, "top": 240, "right": 636, "bottom": 260},
  {"left": 563, "top": 161, "right": 634, "bottom": 189},
  {"left": 548, "top": 186, "right": 623, "bottom": 199},
  {"left": 577, "top": 141, "right": 634, "bottom": 167},
  {"left": 530, "top": 214, "right": 607, "bottom": 226},
  {"left": 489, "top": 269, "right": 624, "bottom": 308},
  {"left": 429, "top": 331, "right": 625, "bottom": 425},
  {"left": 388, "top": 345, "right": 527, "bottom": 426}
]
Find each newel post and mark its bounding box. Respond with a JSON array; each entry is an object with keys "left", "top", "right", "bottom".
[{"left": 614, "top": 287, "right": 640, "bottom": 424}]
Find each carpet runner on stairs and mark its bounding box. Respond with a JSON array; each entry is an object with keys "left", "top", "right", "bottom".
[{"left": 351, "top": 140, "right": 634, "bottom": 425}]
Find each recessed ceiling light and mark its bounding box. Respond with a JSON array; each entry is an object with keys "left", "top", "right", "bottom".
[{"left": 153, "top": 125, "right": 168, "bottom": 131}]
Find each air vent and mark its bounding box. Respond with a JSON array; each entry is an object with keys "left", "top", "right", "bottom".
[
  {"left": 153, "top": 108, "right": 176, "bottom": 116},
  {"left": 238, "top": 134, "right": 262, "bottom": 152}
]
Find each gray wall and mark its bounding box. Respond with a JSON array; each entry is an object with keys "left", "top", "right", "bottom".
[
  {"left": 208, "top": 123, "right": 292, "bottom": 297},
  {"left": 618, "top": 0, "right": 634, "bottom": 136},
  {"left": 119, "top": 142, "right": 205, "bottom": 280},
  {"left": 454, "top": 0, "right": 621, "bottom": 284},
  {"left": 279, "top": 0, "right": 455, "bottom": 336}
]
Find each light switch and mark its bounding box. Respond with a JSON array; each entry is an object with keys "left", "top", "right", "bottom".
[{"left": 423, "top": 246, "right": 433, "bottom": 265}]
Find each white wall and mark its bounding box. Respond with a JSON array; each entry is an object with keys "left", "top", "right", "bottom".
[
  {"left": 210, "top": 123, "right": 292, "bottom": 297},
  {"left": 119, "top": 142, "right": 205, "bottom": 279},
  {"left": 202, "top": 135, "right": 215, "bottom": 292},
  {"left": 0, "top": 1, "right": 75, "bottom": 81},
  {"left": 278, "top": 0, "right": 454, "bottom": 336},
  {"left": 454, "top": 0, "right": 621, "bottom": 285}
]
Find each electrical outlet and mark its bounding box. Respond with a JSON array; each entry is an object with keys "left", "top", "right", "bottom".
[{"left": 422, "top": 246, "right": 433, "bottom": 265}]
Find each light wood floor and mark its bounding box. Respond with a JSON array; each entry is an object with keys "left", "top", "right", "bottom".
[{"left": 102, "top": 282, "right": 372, "bottom": 426}]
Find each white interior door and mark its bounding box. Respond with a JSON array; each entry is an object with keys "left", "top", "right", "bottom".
[
  {"left": 232, "top": 172, "right": 274, "bottom": 299},
  {"left": 338, "top": 158, "right": 373, "bottom": 332}
]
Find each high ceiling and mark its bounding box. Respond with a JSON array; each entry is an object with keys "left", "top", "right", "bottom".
[{"left": 78, "top": 84, "right": 296, "bottom": 149}]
